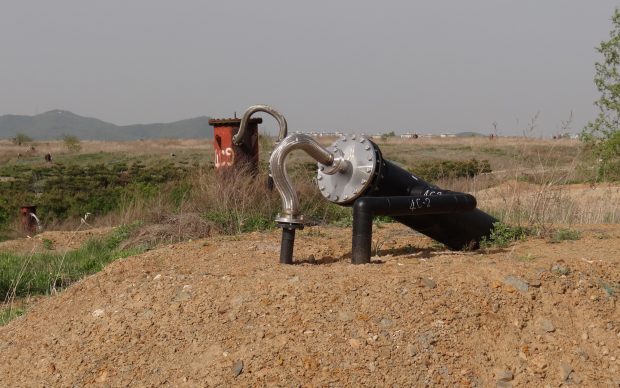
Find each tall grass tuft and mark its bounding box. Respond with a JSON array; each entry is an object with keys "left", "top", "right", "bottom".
[{"left": 0, "top": 225, "right": 142, "bottom": 298}]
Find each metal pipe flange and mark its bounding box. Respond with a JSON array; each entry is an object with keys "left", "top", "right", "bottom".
[{"left": 317, "top": 134, "right": 378, "bottom": 205}]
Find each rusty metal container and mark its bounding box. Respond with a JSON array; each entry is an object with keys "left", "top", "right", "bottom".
[
  {"left": 20, "top": 205, "right": 38, "bottom": 235},
  {"left": 208, "top": 117, "right": 262, "bottom": 174}
]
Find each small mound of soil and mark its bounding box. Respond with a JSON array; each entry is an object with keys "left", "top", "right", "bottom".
[{"left": 1, "top": 224, "right": 619, "bottom": 386}]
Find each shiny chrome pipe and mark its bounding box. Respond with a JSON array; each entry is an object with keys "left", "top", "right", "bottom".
[
  {"left": 269, "top": 133, "right": 346, "bottom": 225},
  {"left": 233, "top": 104, "right": 288, "bottom": 146}
]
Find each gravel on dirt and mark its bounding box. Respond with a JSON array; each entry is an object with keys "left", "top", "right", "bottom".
[{"left": 0, "top": 223, "right": 619, "bottom": 386}]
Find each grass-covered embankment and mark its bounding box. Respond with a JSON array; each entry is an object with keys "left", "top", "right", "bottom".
[{"left": 0, "top": 225, "right": 143, "bottom": 298}]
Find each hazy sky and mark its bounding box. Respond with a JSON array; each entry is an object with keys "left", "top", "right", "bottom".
[{"left": 1, "top": 1, "right": 618, "bottom": 136}]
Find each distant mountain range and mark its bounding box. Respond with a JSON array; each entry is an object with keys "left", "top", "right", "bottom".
[{"left": 0, "top": 110, "right": 213, "bottom": 140}]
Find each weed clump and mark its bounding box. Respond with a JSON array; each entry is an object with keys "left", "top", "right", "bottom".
[
  {"left": 549, "top": 228, "right": 581, "bottom": 243},
  {"left": 0, "top": 307, "right": 23, "bottom": 326},
  {"left": 481, "top": 221, "right": 532, "bottom": 248},
  {"left": 410, "top": 159, "right": 491, "bottom": 181}
]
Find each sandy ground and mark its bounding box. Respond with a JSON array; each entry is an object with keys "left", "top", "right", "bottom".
[{"left": 0, "top": 222, "right": 619, "bottom": 386}]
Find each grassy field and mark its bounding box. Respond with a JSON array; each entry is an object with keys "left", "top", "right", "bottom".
[
  {"left": 1, "top": 134, "right": 618, "bottom": 325},
  {"left": 0, "top": 135, "right": 602, "bottom": 237}
]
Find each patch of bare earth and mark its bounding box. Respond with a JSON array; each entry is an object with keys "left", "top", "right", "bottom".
[
  {"left": 0, "top": 227, "right": 114, "bottom": 255},
  {"left": 0, "top": 223, "right": 618, "bottom": 386}
]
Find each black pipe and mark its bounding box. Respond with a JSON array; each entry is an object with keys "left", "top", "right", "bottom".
[
  {"left": 279, "top": 227, "right": 296, "bottom": 264},
  {"left": 352, "top": 194, "right": 480, "bottom": 264},
  {"left": 361, "top": 146, "right": 497, "bottom": 251}
]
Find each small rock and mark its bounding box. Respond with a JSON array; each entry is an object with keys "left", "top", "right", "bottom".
[
  {"left": 174, "top": 291, "right": 191, "bottom": 302},
  {"left": 417, "top": 332, "right": 437, "bottom": 349},
  {"left": 559, "top": 362, "right": 573, "bottom": 381},
  {"left": 581, "top": 332, "right": 588, "bottom": 340},
  {"left": 232, "top": 360, "right": 243, "bottom": 377},
  {"left": 492, "top": 302, "right": 500, "bottom": 313},
  {"left": 95, "top": 370, "right": 108, "bottom": 383},
  {"left": 602, "top": 347, "right": 609, "bottom": 356},
  {"left": 529, "top": 279, "right": 541, "bottom": 287},
  {"left": 338, "top": 310, "right": 354, "bottom": 322},
  {"left": 551, "top": 263, "right": 570, "bottom": 276},
  {"left": 538, "top": 318, "right": 555, "bottom": 333},
  {"left": 349, "top": 338, "right": 361, "bottom": 348},
  {"left": 421, "top": 277, "right": 437, "bottom": 289},
  {"left": 532, "top": 356, "right": 548, "bottom": 371},
  {"left": 495, "top": 369, "right": 514, "bottom": 382},
  {"left": 367, "top": 361, "right": 376, "bottom": 372},
  {"left": 379, "top": 318, "right": 393, "bottom": 328},
  {"left": 503, "top": 275, "right": 529, "bottom": 293},
  {"left": 91, "top": 309, "right": 105, "bottom": 317},
  {"left": 153, "top": 274, "right": 162, "bottom": 281},
  {"left": 406, "top": 343, "right": 417, "bottom": 357}
]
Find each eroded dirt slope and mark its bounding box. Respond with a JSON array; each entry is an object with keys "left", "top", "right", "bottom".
[{"left": 0, "top": 224, "right": 619, "bottom": 386}]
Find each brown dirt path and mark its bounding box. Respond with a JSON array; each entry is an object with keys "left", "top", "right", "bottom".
[{"left": 0, "top": 224, "right": 619, "bottom": 386}]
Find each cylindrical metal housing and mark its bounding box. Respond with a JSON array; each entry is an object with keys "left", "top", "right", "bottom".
[{"left": 209, "top": 117, "right": 262, "bottom": 174}]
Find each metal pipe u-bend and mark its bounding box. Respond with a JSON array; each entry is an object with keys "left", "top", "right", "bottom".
[
  {"left": 269, "top": 133, "right": 346, "bottom": 225},
  {"left": 233, "top": 104, "right": 288, "bottom": 146}
]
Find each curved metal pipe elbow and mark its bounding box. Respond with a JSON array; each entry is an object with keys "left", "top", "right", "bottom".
[
  {"left": 233, "top": 104, "right": 288, "bottom": 146},
  {"left": 269, "top": 133, "right": 345, "bottom": 225}
]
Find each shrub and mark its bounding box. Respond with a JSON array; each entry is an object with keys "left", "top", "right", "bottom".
[
  {"left": 549, "top": 228, "right": 581, "bottom": 243},
  {"left": 11, "top": 133, "right": 33, "bottom": 146},
  {"left": 582, "top": 8, "right": 620, "bottom": 181},
  {"left": 62, "top": 134, "right": 82, "bottom": 152},
  {"left": 410, "top": 159, "right": 492, "bottom": 181},
  {"left": 481, "top": 221, "right": 532, "bottom": 248}
]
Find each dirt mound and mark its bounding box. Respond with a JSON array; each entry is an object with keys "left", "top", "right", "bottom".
[
  {"left": 1, "top": 224, "right": 619, "bottom": 386},
  {"left": 120, "top": 213, "right": 213, "bottom": 250},
  {"left": 0, "top": 226, "right": 114, "bottom": 255}
]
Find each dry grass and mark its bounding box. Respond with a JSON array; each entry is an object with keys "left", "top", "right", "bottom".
[
  {"left": 2, "top": 136, "right": 617, "bottom": 244},
  {"left": 0, "top": 139, "right": 213, "bottom": 165}
]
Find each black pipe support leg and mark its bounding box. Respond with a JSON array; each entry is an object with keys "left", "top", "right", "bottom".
[
  {"left": 277, "top": 223, "right": 303, "bottom": 264},
  {"left": 351, "top": 194, "right": 483, "bottom": 264}
]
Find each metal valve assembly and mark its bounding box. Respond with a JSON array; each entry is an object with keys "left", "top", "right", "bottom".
[{"left": 233, "top": 105, "right": 497, "bottom": 265}]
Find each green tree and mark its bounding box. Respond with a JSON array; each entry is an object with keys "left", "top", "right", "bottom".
[
  {"left": 62, "top": 134, "right": 82, "bottom": 152},
  {"left": 11, "top": 133, "right": 33, "bottom": 146},
  {"left": 583, "top": 8, "right": 620, "bottom": 180}
]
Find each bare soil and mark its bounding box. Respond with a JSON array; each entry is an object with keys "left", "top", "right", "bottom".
[
  {"left": 0, "top": 227, "right": 114, "bottom": 255},
  {"left": 1, "top": 223, "right": 619, "bottom": 386}
]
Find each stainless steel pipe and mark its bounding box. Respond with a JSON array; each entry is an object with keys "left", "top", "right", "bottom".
[
  {"left": 233, "top": 104, "right": 288, "bottom": 146},
  {"left": 269, "top": 133, "right": 346, "bottom": 225}
]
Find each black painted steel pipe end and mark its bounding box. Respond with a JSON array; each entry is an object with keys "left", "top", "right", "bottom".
[{"left": 276, "top": 222, "right": 304, "bottom": 264}]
